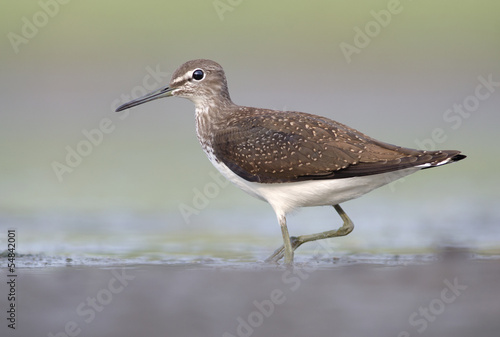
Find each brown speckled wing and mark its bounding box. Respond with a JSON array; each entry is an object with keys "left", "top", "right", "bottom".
[{"left": 212, "top": 108, "right": 463, "bottom": 183}]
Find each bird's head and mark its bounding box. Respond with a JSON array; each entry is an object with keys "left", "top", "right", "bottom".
[{"left": 115, "top": 59, "right": 232, "bottom": 112}]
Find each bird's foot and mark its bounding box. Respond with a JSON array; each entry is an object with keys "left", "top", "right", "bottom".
[{"left": 265, "top": 236, "right": 303, "bottom": 263}]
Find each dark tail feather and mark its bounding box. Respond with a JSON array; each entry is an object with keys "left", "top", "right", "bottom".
[
  {"left": 451, "top": 153, "right": 467, "bottom": 162},
  {"left": 421, "top": 150, "right": 466, "bottom": 169}
]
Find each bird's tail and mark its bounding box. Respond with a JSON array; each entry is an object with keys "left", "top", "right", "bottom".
[{"left": 419, "top": 150, "right": 466, "bottom": 169}]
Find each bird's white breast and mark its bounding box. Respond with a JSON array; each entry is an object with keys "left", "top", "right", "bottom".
[{"left": 205, "top": 152, "right": 420, "bottom": 216}]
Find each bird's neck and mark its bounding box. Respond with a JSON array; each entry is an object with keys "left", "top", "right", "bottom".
[{"left": 194, "top": 96, "right": 237, "bottom": 151}]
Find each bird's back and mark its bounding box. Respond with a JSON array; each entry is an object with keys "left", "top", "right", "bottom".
[{"left": 210, "top": 107, "right": 465, "bottom": 183}]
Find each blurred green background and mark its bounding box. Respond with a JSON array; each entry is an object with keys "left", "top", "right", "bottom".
[{"left": 1, "top": 0, "right": 499, "bottom": 258}]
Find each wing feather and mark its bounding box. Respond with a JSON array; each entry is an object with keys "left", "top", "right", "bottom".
[{"left": 211, "top": 108, "right": 462, "bottom": 183}]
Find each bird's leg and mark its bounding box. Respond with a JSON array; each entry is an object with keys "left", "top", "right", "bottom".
[
  {"left": 265, "top": 204, "right": 354, "bottom": 263},
  {"left": 272, "top": 213, "right": 294, "bottom": 265}
]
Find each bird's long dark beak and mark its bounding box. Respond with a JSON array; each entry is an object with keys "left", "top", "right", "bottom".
[{"left": 115, "top": 85, "right": 175, "bottom": 112}]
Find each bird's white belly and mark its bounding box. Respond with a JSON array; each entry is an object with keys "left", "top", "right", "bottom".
[{"left": 207, "top": 153, "right": 419, "bottom": 215}]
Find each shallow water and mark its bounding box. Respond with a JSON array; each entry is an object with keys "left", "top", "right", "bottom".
[
  {"left": 2, "top": 184, "right": 499, "bottom": 337},
  {"left": 2, "top": 252, "right": 500, "bottom": 337},
  {"left": 2, "top": 192, "right": 499, "bottom": 262}
]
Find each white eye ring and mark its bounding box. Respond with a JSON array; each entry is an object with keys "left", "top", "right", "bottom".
[{"left": 192, "top": 68, "right": 205, "bottom": 81}]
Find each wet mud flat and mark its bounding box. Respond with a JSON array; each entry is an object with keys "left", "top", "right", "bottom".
[{"left": 1, "top": 253, "right": 500, "bottom": 337}]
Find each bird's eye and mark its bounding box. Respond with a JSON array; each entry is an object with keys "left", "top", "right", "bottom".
[{"left": 192, "top": 69, "right": 205, "bottom": 81}]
